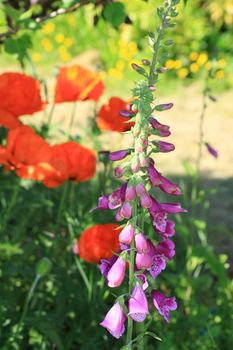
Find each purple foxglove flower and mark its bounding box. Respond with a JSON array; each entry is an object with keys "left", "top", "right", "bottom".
[
  {"left": 91, "top": 194, "right": 109, "bottom": 212},
  {"left": 119, "top": 110, "right": 132, "bottom": 118},
  {"left": 120, "top": 202, "right": 132, "bottom": 219},
  {"left": 135, "top": 183, "right": 146, "bottom": 196},
  {"left": 139, "top": 153, "right": 148, "bottom": 167},
  {"left": 158, "top": 141, "right": 175, "bottom": 153},
  {"left": 100, "top": 301, "right": 126, "bottom": 338},
  {"left": 125, "top": 186, "right": 137, "bottom": 201},
  {"left": 159, "top": 176, "right": 182, "bottom": 196},
  {"left": 136, "top": 252, "right": 152, "bottom": 269},
  {"left": 108, "top": 183, "right": 127, "bottom": 210},
  {"left": 155, "top": 103, "right": 173, "bottom": 111},
  {"left": 152, "top": 290, "right": 177, "bottom": 322},
  {"left": 107, "top": 257, "right": 126, "bottom": 287},
  {"left": 148, "top": 198, "right": 167, "bottom": 232},
  {"left": 119, "top": 224, "right": 134, "bottom": 245},
  {"left": 156, "top": 219, "right": 175, "bottom": 238},
  {"left": 150, "top": 255, "right": 166, "bottom": 278},
  {"left": 205, "top": 142, "right": 218, "bottom": 158},
  {"left": 135, "top": 233, "right": 149, "bottom": 253},
  {"left": 156, "top": 239, "right": 175, "bottom": 260},
  {"left": 120, "top": 242, "right": 130, "bottom": 251},
  {"left": 115, "top": 166, "right": 124, "bottom": 178},
  {"left": 128, "top": 283, "right": 149, "bottom": 322},
  {"left": 148, "top": 165, "right": 163, "bottom": 186},
  {"left": 131, "top": 156, "right": 141, "bottom": 173},
  {"left": 100, "top": 255, "right": 118, "bottom": 279},
  {"left": 136, "top": 272, "right": 149, "bottom": 290},
  {"left": 140, "top": 193, "right": 152, "bottom": 208},
  {"left": 115, "top": 209, "right": 124, "bottom": 222},
  {"left": 109, "top": 149, "right": 129, "bottom": 161},
  {"left": 149, "top": 118, "right": 170, "bottom": 132},
  {"left": 147, "top": 240, "right": 166, "bottom": 278},
  {"left": 160, "top": 202, "right": 187, "bottom": 214},
  {"left": 159, "top": 130, "right": 171, "bottom": 137}
]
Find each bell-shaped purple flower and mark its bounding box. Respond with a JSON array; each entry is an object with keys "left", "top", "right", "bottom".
[
  {"left": 128, "top": 283, "right": 149, "bottom": 322},
  {"left": 148, "top": 165, "right": 162, "bottom": 186},
  {"left": 205, "top": 142, "right": 218, "bottom": 158},
  {"left": 140, "top": 193, "right": 152, "bottom": 208},
  {"left": 107, "top": 256, "right": 126, "bottom": 288},
  {"left": 159, "top": 176, "right": 182, "bottom": 195},
  {"left": 135, "top": 183, "right": 146, "bottom": 196},
  {"left": 158, "top": 141, "right": 175, "bottom": 153},
  {"left": 149, "top": 117, "right": 170, "bottom": 132},
  {"left": 100, "top": 255, "right": 118, "bottom": 279},
  {"left": 108, "top": 183, "right": 127, "bottom": 210},
  {"left": 156, "top": 219, "right": 175, "bottom": 238},
  {"left": 136, "top": 272, "right": 148, "bottom": 290},
  {"left": 136, "top": 252, "right": 152, "bottom": 269},
  {"left": 156, "top": 239, "right": 175, "bottom": 260},
  {"left": 109, "top": 149, "right": 130, "bottom": 161},
  {"left": 125, "top": 186, "right": 137, "bottom": 201},
  {"left": 135, "top": 233, "right": 149, "bottom": 253},
  {"left": 155, "top": 103, "right": 173, "bottom": 111},
  {"left": 147, "top": 240, "right": 166, "bottom": 278},
  {"left": 100, "top": 301, "right": 126, "bottom": 338},
  {"left": 120, "top": 202, "right": 132, "bottom": 219},
  {"left": 160, "top": 202, "right": 187, "bottom": 214},
  {"left": 119, "top": 224, "right": 134, "bottom": 245},
  {"left": 152, "top": 290, "right": 177, "bottom": 322}
]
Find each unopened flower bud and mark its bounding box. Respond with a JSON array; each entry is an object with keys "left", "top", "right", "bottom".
[
  {"left": 158, "top": 141, "right": 175, "bottom": 153},
  {"left": 109, "top": 149, "right": 130, "bottom": 161},
  {"left": 120, "top": 202, "right": 132, "bottom": 219},
  {"left": 115, "top": 166, "right": 124, "bottom": 178},
  {"left": 136, "top": 183, "right": 146, "bottom": 196},
  {"left": 135, "top": 233, "right": 149, "bottom": 253},
  {"left": 148, "top": 85, "right": 156, "bottom": 91},
  {"left": 139, "top": 153, "right": 148, "bottom": 167},
  {"left": 132, "top": 124, "right": 141, "bottom": 137},
  {"left": 141, "top": 59, "right": 150, "bottom": 66},
  {"left": 131, "top": 156, "right": 140, "bottom": 173},
  {"left": 125, "top": 186, "right": 136, "bottom": 201},
  {"left": 140, "top": 193, "right": 152, "bottom": 208},
  {"left": 119, "top": 224, "right": 134, "bottom": 245},
  {"left": 155, "top": 103, "right": 173, "bottom": 111},
  {"left": 120, "top": 110, "right": 132, "bottom": 118}
]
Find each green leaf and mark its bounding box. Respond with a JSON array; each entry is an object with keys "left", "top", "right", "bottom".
[
  {"left": 4, "top": 34, "right": 32, "bottom": 59},
  {"left": 19, "top": 8, "right": 32, "bottom": 21},
  {"left": 4, "top": 5, "right": 20, "bottom": 22},
  {"left": 103, "top": 2, "right": 126, "bottom": 27}
]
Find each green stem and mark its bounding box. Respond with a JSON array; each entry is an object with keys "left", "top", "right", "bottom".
[
  {"left": 148, "top": 2, "right": 173, "bottom": 86},
  {"left": 196, "top": 88, "right": 207, "bottom": 175},
  {"left": 1, "top": 183, "right": 20, "bottom": 232},
  {"left": 126, "top": 201, "right": 137, "bottom": 346},
  {"left": 68, "top": 102, "right": 77, "bottom": 137},
  {"left": 47, "top": 102, "right": 56, "bottom": 128},
  {"left": 13, "top": 274, "right": 41, "bottom": 343},
  {"left": 74, "top": 256, "right": 92, "bottom": 298},
  {"left": 55, "top": 181, "right": 69, "bottom": 232}
]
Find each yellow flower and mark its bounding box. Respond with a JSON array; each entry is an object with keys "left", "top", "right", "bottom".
[
  {"left": 58, "top": 45, "right": 67, "bottom": 54},
  {"left": 116, "top": 60, "right": 125, "bottom": 71},
  {"left": 41, "top": 38, "right": 53, "bottom": 53},
  {"left": 67, "top": 14, "right": 76, "bottom": 27},
  {"left": 197, "top": 53, "right": 208, "bottom": 65},
  {"left": 55, "top": 33, "right": 65, "bottom": 43},
  {"left": 189, "top": 52, "right": 198, "bottom": 61},
  {"left": 108, "top": 68, "right": 123, "bottom": 80},
  {"left": 59, "top": 51, "right": 71, "bottom": 62},
  {"left": 218, "top": 59, "right": 226, "bottom": 68},
  {"left": 205, "top": 62, "right": 212, "bottom": 70},
  {"left": 42, "top": 22, "right": 55, "bottom": 34},
  {"left": 190, "top": 63, "right": 199, "bottom": 73},
  {"left": 118, "top": 39, "right": 126, "bottom": 48},
  {"left": 32, "top": 53, "right": 42, "bottom": 62},
  {"left": 64, "top": 37, "right": 74, "bottom": 48},
  {"left": 165, "top": 59, "right": 175, "bottom": 69},
  {"left": 215, "top": 70, "right": 225, "bottom": 79},
  {"left": 128, "top": 41, "right": 138, "bottom": 56},
  {"left": 178, "top": 68, "right": 188, "bottom": 79},
  {"left": 174, "top": 60, "right": 182, "bottom": 69}
]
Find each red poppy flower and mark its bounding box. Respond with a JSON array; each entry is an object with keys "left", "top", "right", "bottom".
[
  {"left": 97, "top": 97, "right": 135, "bottom": 132},
  {"left": 2, "top": 125, "right": 53, "bottom": 181},
  {"left": 0, "top": 108, "right": 22, "bottom": 129},
  {"left": 77, "top": 223, "right": 121, "bottom": 263},
  {"left": 54, "top": 65, "right": 105, "bottom": 103},
  {"left": 42, "top": 141, "right": 96, "bottom": 188},
  {"left": 0, "top": 72, "right": 45, "bottom": 122}
]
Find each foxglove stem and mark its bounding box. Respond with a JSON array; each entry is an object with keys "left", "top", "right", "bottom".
[
  {"left": 126, "top": 200, "right": 137, "bottom": 346},
  {"left": 148, "top": 1, "right": 174, "bottom": 86}
]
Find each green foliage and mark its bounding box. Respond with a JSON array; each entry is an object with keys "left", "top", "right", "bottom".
[{"left": 103, "top": 2, "right": 126, "bottom": 27}]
